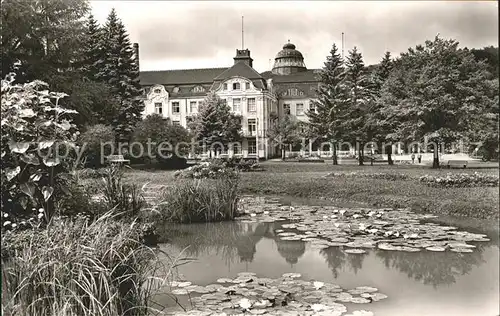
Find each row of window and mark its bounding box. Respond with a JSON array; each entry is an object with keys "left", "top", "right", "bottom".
[
  {"left": 282, "top": 103, "right": 316, "bottom": 116},
  {"left": 223, "top": 82, "right": 251, "bottom": 91},
  {"left": 200, "top": 141, "right": 257, "bottom": 155},
  {"left": 231, "top": 98, "right": 256, "bottom": 112},
  {"left": 155, "top": 98, "right": 258, "bottom": 115},
  {"left": 154, "top": 102, "right": 181, "bottom": 115}
]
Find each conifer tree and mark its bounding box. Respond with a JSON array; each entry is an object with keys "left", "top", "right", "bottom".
[
  {"left": 307, "top": 43, "right": 347, "bottom": 165},
  {"left": 341, "top": 47, "right": 373, "bottom": 165},
  {"left": 80, "top": 14, "right": 102, "bottom": 81},
  {"left": 97, "top": 9, "right": 143, "bottom": 143},
  {"left": 191, "top": 92, "right": 242, "bottom": 157}
]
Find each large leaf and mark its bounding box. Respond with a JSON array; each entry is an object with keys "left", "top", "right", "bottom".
[
  {"left": 9, "top": 141, "right": 30, "bottom": 154},
  {"left": 42, "top": 186, "right": 54, "bottom": 201},
  {"left": 20, "top": 182, "right": 36, "bottom": 198},
  {"left": 38, "top": 140, "right": 55, "bottom": 150},
  {"left": 43, "top": 157, "right": 60, "bottom": 167},
  {"left": 20, "top": 154, "right": 40, "bottom": 165},
  {"left": 19, "top": 108, "right": 36, "bottom": 118},
  {"left": 5, "top": 166, "right": 20, "bottom": 181}
]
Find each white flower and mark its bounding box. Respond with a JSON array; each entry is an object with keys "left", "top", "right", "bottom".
[
  {"left": 313, "top": 281, "right": 324, "bottom": 290},
  {"left": 311, "top": 303, "right": 326, "bottom": 312},
  {"left": 38, "top": 208, "right": 44, "bottom": 213},
  {"left": 3, "top": 213, "right": 8, "bottom": 218},
  {"left": 3, "top": 221, "right": 12, "bottom": 226},
  {"left": 11, "top": 223, "right": 17, "bottom": 228},
  {"left": 238, "top": 298, "right": 252, "bottom": 310},
  {"left": 38, "top": 213, "right": 44, "bottom": 219}
]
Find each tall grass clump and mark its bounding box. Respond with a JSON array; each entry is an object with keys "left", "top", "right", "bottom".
[
  {"left": 158, "top": 177, "right": 240, "bottom": 223},
  {"left": 1, "top": 212, "right": 171, "bottom": 316}
]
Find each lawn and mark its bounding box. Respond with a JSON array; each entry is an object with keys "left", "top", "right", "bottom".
[{"left": 123, "top": 161, "right": 499, "bottom": 220}]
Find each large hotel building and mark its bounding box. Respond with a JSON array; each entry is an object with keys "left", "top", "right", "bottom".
[{"left": 139, "top": 42, "right": 322, "bottom": 159}]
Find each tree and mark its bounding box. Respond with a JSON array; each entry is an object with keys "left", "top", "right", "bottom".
[
  {"left": 368, "top": 52, "right": 395, "bottom": 165},
  {"left": 307, "top": 43, "right": 347, "bottom": 165},
  {"left": 340, "top": 47, "right": 373, "bottom": 165},
  {"left": 381, "top": 36, "right": 497, "bottom": 168},
  {"left": 78, "top": 124, "right": 115, "bottom": 168},
  {"left": 191, "top": 92, "right": 242, "bottom": 157},
  {"left": 0, "top": 0, "right": 89, "bottom": 83},
  {"left": 96, "top": 9, "right": 143, "bottom": 143},
  {"left": 267, "top": 115, "right": 301, "bottom": 160},
  {"left": 79, "top": 14, "right": 102, "bottom": 81},
  {"left": 133, "top": 114, "right": 191, "bottom": 167}
]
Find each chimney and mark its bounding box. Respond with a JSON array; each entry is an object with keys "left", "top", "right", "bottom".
[
  {"left": 133, "top": 43, "right": 139, "bottom": 70},
  {"left": 233, "top": 49, "right": 253, "bottom": 67}
]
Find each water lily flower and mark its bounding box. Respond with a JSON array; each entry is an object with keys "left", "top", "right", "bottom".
[
  {"left": 263, "top": 211, "right": 269, "bottom": 215},
  {"left": 353, "top": 214, "right": 361, "bottom": 219},
  {"left": 384, "top": 231, "right": 393, "bottom": 236},
  {"left": 250, "top": 213, "right": 257, "bottom": 217},
  {"left": 339, "top": 210, "right": 346, "bottom": 216},
  {"left": 239, "top": 298, "right": 252, "bottom": 310},
  {"left": 11, "top": 223, "right": 17, "bottom": 228},
  {"left": 323, "top": 215, "right": 328, "bottom": 219},
  {"left": 313, "top": 281, "right": 325, "bottom": 290},
  {"left": 311, "top": 303, "right": 327, "bottom": 312},
  {"left": 367, "top": 211, "right": 376, "bottom": 217},
  {"left": 359, "top": 223, "right": 367, "bottom": 230},
  {"left": 334, "top": 223, "right": 340, "bottom": 228}
]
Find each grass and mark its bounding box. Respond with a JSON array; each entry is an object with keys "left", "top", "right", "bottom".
[
  {"left": 156, "top": 177, "right": 239, "bottom": 223},
  {"left": 121, "top": 161, "right": 499, "bottom": 220},
  {"left": 1, "top": 212, "right": 172, "bottom": 316}
]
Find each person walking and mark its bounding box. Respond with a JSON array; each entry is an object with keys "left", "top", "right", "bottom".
[
  {"left": 411, "top": 152, "right": 415, "bottom": 164},
  {"left": 417, "top": 152, "right": 422, "bottom": 164}
]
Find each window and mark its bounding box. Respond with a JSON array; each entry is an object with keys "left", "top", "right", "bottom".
[
  {"left": 245, "top": 82, "right": 250, "bottom": 90},
  {"left": 247, "top": 98, "right": 256, "bottom": 112},
  {"left": 232, "top": 82, "right": 240, "bottom": 90},
  {"left": 248, "top": 118, "right": 257, "bottom": 136},
  {"left": 283, "top": 104, "right": 291, "bottom": 115},
  {"left": 154, "top": 88, "right": 161, "bottom": 94},
  {"left": 172, "top": 121, "right": 181, "bottom": 126},
  {"left": 223, "top": 83, "right": 228, "bottom": 90},
  {"left": 309, "top": 103, "right": 317, "bottom": 113},
  {"left": 190, "top": 101, "right": 197, "bottom": 113},
  {"left": 248, "top": 139, "right": 257, "bottom": 154},
  {"left": 154, "top": 102, "right": 162, "bottom": 114},
  {"left": 233, "top": 98, "right": 241, "bottom": 112},
  {"left": 232, "top": 143, "right": 242, "bottom": 154},
  {"left": 172, "top": 102, "right": 180, "bottom": 114},
  {"left": 296, "top": 103, "right": 304, "bottom": 116}
]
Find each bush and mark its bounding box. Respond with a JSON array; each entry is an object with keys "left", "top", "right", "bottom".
[
  {"left": 174, "top": 160, "right": 239, "bottom": 179},
  {"left": 1, "top": 74, "right": 80, "bottom": 223},
  {"left": 78, "top": 124, "right": 115, "bottom": 168},
  {"left": 158, "top": 177, "right": 240, "bottom": 223},
  {"left": 324, "top": 171, "right": 410, "bottom": 181},
  {"left": 419, "top": 172, "right": 499, "bottom": 187},
  {"left": 1, "top": 213, "right": 169, "bottom": 316}
]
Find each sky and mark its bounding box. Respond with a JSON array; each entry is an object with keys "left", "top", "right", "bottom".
[{"left": 90, "top": 1, "right": 499, "bottom": 73}]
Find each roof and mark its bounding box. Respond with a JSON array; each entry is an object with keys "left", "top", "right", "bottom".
[
  {"left": 260, "top": 69, "right": 321, "bottom": 83},
  {"left": 214, "top": 61, "right": 264, "bottom": 81},
  {"left": 139, "top": 67, "right": 229, "bottom": 85}
]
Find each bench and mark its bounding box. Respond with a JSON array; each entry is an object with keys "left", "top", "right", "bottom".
[
  {"left": 446, "top": 160, "right": 468, "bottom": 169},
  {"left": 106, "top": 155, "right": 130, "bottom": 164}
]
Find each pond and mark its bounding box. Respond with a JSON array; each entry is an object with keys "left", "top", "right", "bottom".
[{"left": 154, "top": 196, "right": 499, "bottom": 316}]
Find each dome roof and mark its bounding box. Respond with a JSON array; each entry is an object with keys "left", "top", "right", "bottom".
[{"left": 272, "top": 41, "right": 307, "bottom": 75}]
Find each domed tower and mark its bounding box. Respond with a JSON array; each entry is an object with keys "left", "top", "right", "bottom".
[{"left": 272, "top": 41, "right": 307, "bottom": 75}]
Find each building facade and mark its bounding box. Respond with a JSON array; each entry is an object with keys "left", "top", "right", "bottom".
[{"left": 139, "top": 42, "right": 321, "bottom": 159}]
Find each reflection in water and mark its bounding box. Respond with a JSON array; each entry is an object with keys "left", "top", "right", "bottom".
[
  {"left": 161, "top": 220, "right": 492, "bottom": 288},
  {"left": 375, "top": 243, "right": 487, "bottom": 288},
  {"left": 160, "top": 221, "right": 306, "bottom": 266}
]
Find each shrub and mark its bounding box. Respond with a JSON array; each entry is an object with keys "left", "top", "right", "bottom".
[
  {"left": 324, "top": 171, "right": 410, "bottom": 181},
  {"left": 78, "top": 124, "right": 115, "bottom": 168},
  {"left": 1, "top": 74, "right": 79, "bottom": 224},
  {"left": 174, "top": 160, "right": 239, "bottom": 179},
  {"left": 158, "top": 177, "right": 240, "bottom": 223},
  {"left": 1, "top": 212, "right": 170, "bottom": 316},
  {"left": 419, "top": 172, "right": 499, "bottom": 187}
]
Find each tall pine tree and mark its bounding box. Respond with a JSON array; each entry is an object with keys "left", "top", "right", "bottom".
[
  {"left": 80, "top": 14, "right": 102, "bottom": 81},
  {"left": 341, "top": 47, "right": 373, "bottom": 165},
  {"left": 307, "top": 43, "right": 347, "bottom": 165},
  {"left": 191, "top": 92, "right": 242, "bottom": 157},
  {"left": 97, "top": 9, "right": 143, "bottom": 143}
]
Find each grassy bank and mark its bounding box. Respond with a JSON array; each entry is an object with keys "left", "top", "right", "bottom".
[
  {"left": 239, "top": 162, "right": 499, "bottom": 220},
  {"left": 1, "top": 213, "right": 169, "bottom": 316},
  {"left": 122, "top": 162, "right": 499, "bottom": 220}
]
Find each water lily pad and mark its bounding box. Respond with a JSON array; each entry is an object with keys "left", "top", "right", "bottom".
[
  {"left": 425, "top": 246, "right": 447, "bottom": 252},
  {"left": 344, "top": 248, "right": 366, "bottom": 254}
]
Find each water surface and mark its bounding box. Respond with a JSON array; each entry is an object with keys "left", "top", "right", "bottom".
[{"left": 157, "top": 198, "right": 499, "bottom": 316}]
